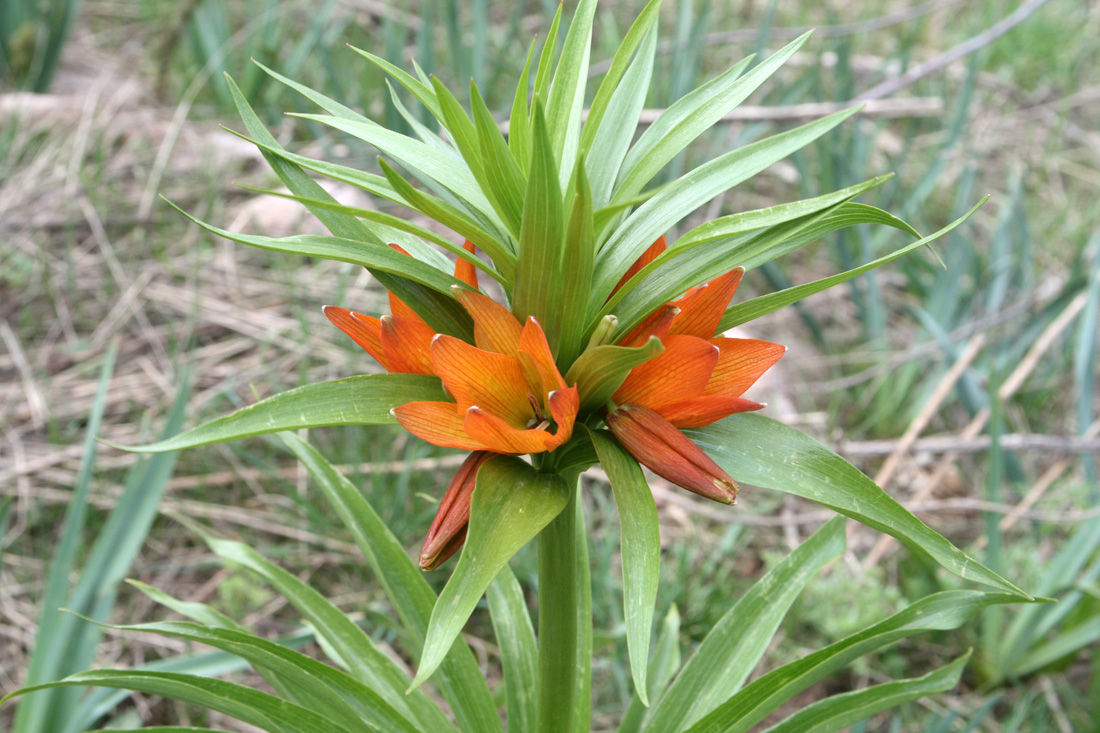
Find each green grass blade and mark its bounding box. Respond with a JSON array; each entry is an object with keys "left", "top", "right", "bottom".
[
  {"left": 594, "top": 106, "right": 860, "bottom": 306},
  {"left": 13, "top": 341, "right": 116, "bottom": 733},
  {"left": 412, "top": 456, "right": 569, "bottom": 690},
  {"left": 643, "top": 517, "right": 846, "bottom": 732},
  {"left": 487, "top": 566, "right": 539, "bottom": 733},
  {"left": 686, "top": 414, "right": 1029, "bottom": 597},
  {"left": 278, "top": 434, "right": 501, "bottom": 733},
  {"left": 717, "top": 199, "right": 984, "bottom": 330},
  {"left": 1012, "top": 616, "right": 1100, "bottom": 677},
  {"left": 512, "top": 101, "right": 566, "bottom": 354},
  {"left": 689, "top": 592, "right": 1022, "bottom": 733},
  {"left": 105, "top": 375, "right": 444, "bottom": 454},
  {"left": 757, "top": 652, "right": 972, "bottom": 733},
  {"left": 589, "top": 430, "right": 660, "bottom": 706}
]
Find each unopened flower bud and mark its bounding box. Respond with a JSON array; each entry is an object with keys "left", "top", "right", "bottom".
[{"left": 419, "top": 451, "right": 494, "bottom": 570}]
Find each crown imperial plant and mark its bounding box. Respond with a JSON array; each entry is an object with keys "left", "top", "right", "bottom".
[{"left": 9, "top": 2, "right": 1033, "bottom": 731}]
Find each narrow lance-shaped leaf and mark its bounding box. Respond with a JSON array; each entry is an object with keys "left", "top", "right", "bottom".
[
  {"left": 512, "top": 100, "right": 566, "bottom": 355},
  {"left": 689, "top": 591, "right": 1025, "bottom": 733},
  {"left": 509, "top": 38, "right": 538, "bottom": 174},
  {"left": 470, "top": 79, "right": 526, "bottom": 235},
  {"left": 558, "top": 157, "right": 596, "bottom": 366},
  {"left": 580, "top": 0, "right": 662, "bottom": 153},
  {"left": 279, "top": 434, "right": 502, "bottom": 733},
  {"left": 594, "top": 106, "right": 861, "bottom": 307},
  {"left": 644, "top": 517, "right": 846, "bottom": 732},
  {"left": 619, "top": 604, "right": 681, "bottom": 733},
  {"left": 348, "top": 45, "right": 444, "bottom": 121},
  {"left": 487, "top": 566, "right": 539, "bottom": 733},
  {"left": 412, "top": 456, "right": 570, "bottom": 690},
  {"left": 752, "top": 652, "right": 972, "bottom": 733},
  {"left": 717, "top": 199, "right": 984, "bottom": 330},
  {"left": 104, "top": 374, "right": 444, "bottom": 453},
  {"left": 201, "top": 536, "right": 454, "bottom": 732},
  {"left": 686, "top": 413, "right": 1029, "bottom": 597},
  {"left": 6, "top": 671, "right": 349, "bottom": 733},
  {"left": 545, "top": 0, "right": 596, "bottom": 183},
  {"left": 589, "top": 429, "right": 660, "bottom": 706},
  {"left": 531, "top": 4, "right": 562, "bottom": 112},
  {"left": 613, "top": 32, "right": 814, "bottom": 204}
]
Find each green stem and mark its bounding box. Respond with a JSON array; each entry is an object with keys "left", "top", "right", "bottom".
[{"left": 536, "top": 475, "right": 581, "bottom": 733}]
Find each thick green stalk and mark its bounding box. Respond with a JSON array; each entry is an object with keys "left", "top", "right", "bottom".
[{"left": 536, "top": 476, "right": 581, "bottom": 733}]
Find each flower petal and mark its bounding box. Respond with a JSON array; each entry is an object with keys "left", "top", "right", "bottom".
[
  {"left": 463, "top": 407, "right": 557, "bottom": 455},
  {"left": 392, "top": 401, "right": 485, "bottom": 451},
  {"left": 544, "top": 386, "right": 580, "bottom": 450},
  {"left": 613, "top": 335, "right": 719, "bottom": 409},
  {"left": 385, "top": 244, "right": 425, "bottom": 322},
  {"left": 655, "top": 395, "right": 765, "bottom": 428},
  {"left": 420, "top": 450, "right": 492, "bottom": 570},
  {"left": 618, "top": 305, "right": 680, "bottom": 349},
  {"left": 451, "top": 287, "right": 523, "bottom": 355},
  {"left": 431, "top": 334, "right": 534, "bottom": 427},
  {"left": 517, "top": 317, "right": 568, "bottom": 404},
  {"left": 454, "top": 239, "right": 479, "bottom": 289},
  {"left": 668, "top": 267, "right": 745, "bottom": 339},
  {"left": 380, "top": 315, "right": 437, "bottom": 375},
  {"left": 612, "top": 235, "right": 668, "bottom": 297},
  {"left": 323, "top": 305, "right": 389, "bottom": 371},
  {"left": 705, "top": 338, "right": 787, "bottom": 397},
  {"left": 605, "top": 403, "right": 738, "bottom": 503}
]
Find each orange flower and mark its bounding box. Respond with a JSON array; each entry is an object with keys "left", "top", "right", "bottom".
[
  {"left": 393, "top": 290, "right": 579, "bottom": 454},
  {"left": 323, "top": 241, "right": 478, "bottom": 375},
  {"left": 419, "top": 450, "right": 493, "bottom": 570},
  {"left": 607, "top": 247, "right": 786, "bottom": 502}
]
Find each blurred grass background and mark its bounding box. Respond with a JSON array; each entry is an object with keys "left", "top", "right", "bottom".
[{"left": 1, "top": 0, "right": 1098, "bottom": 730}]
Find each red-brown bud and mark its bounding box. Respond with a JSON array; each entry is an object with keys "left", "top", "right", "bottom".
[
  {"left": 419, "top": 451, "right": 493, "bottom": 570},
  {"left": 605, "top": 403, "right": 739, "bottom": 504}
]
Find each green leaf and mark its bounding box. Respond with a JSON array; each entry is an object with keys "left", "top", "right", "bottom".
[
  {"left": 348, "top": 46, "right": 443, "bottom": 120},
  {"left": 643, "top": 517, "right": 846, "bottom": 732},
  {"left": 167, "top": 200, "right": 469, "bottom": 296},
  {"left": 13, "top": 342, "right": 117, "bottom": 733},
  {"left": 589, "top": 430, "right": 660, "bottom": 705},
  {"left": 545, "top": 0, "right": 596, "bottom": 179},
  {"left": 292, "top": 112, "right": 499, "bottom": 224},
  {"left": 580, "top": 0, "right": 662, "bottom": 154},
  {"left": 689, "top": 591, "right": 1023, "bottom": 733},
  {"left": 757, "top": 652, "right": 972, "bottom": 733},
  {"left": 102, "top": 620, "right": 421, "bottom": 733},
  {"left": 487, "top": 566, "right": 539, "bottom": 733},
  {"left": 509, "top": 39, "right": 537, "bottom": 174},
  {"left": 594, "top": 106, "right": 861, "bottom": 307},
  {"left": 586, "top": 20, "right": 659, "bottom": 210},
  {"left": 471, "top": 81, "right": 527, "bottom": 236},
  {"left": 127, "top": 579, "right": 240, "bottom": 631},
  {"left": 278, "top": 434, "right": 502, "bottom": 733},
  {"left": 105, "top": 374, "right": 444, "bottom": 453},
  {"left": 613, "top": 32, "right": 812, "bottom": 204},
  {"left": 619, "top": 604, "right": 681, "bottom": 733},
  {"left": 412, "top": 456, "right": 570, "bottom": 690},
  {"left": 203, "top": 537, "right": 453, "bottom": 732},
  {"left": 565, "top": 337, "right": 664, "bottom": 412},
  {"left": 377, "top": 158, "right": 516, "bottom": 280},
  {"left": 717, "top": 198, "right": 985, "bottom": 330},
  {"left": 371, "top": 270, "right": 478, "bottom": 342},
  {"left": 532, "top": 4, "right": 562, "bottom": 112},
  {"left": 235, "top": 185, "right": 505, "bottom": 286},
  {"left": 559, "top": 158, "right": 596, "bottom": 366},
  {"left": 512, "top": 101, "right": 566, "bottom": 355},
  {"left": 685, "top": 413, "right": 1029, "bottom": 597},
  {"left": 1013, "top": 615, "right": 1100, "bottom": 677},
  {"left": 4, "top": 671, "right": 347, "bottom": 733}
]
